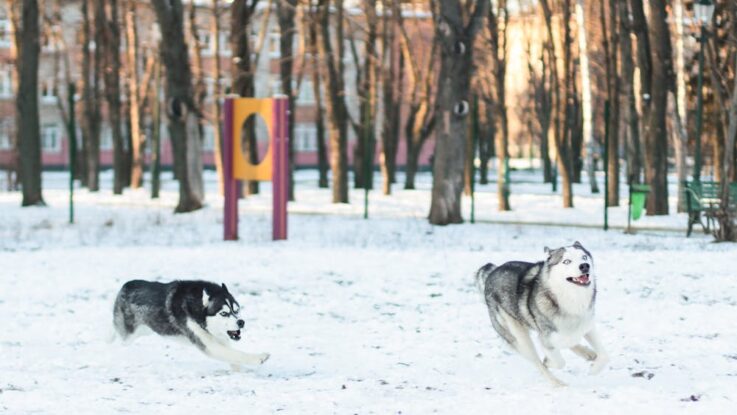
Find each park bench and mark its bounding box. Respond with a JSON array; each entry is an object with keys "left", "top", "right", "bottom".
[{"left": 683, "top": 181, "right": 737, "bottom": 237}]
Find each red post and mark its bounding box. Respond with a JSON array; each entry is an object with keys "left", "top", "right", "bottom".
[
  {"left": 272, "top": 97, "right": 289, "bottom": 240},
  {"left": 223, "top": 99, "right": 238, "bottom": 240}
]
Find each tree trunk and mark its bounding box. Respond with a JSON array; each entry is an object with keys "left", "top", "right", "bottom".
[
  {"left": 619, "top": 0, "right": 642, "bottom": 185},
  {"left": 278, "top": 0, "right": 297, "bottom": 201},
  {"left": 125, "top": 0, "right": 143, "bottom": 189},
  {"left": 16, "top": 0, "right": 44, "bottom": 206},
  {"left": 317, "top": 0, "right": 349, "bottom": 203},
  {"left": 379, "top": 0, "right": 401, "bottom": 195},
  {"left": 489, "top": 1, "right": 510, "bottom": 211},
  {"left": 541, "top": 0, "right": 573, "bottom": 207},
  {"left": 82, "top": 0, "right": 102, "bottom": 191},
  {"left": 429, "top": 0, "right": 488, "bottom": 225},
  {"left": 210, "top": 0, "right": 224, "bottom": 194},
  {"left": 602, "top": 0, "right": 619, "bottom": 206},
  {"left": 151, "top": 0, "right": 204, "bottom": 212},
  {"left": 231, "top": 0, "right": 259, "bottom": 195},
  {"left": 715, "top": 50, "right": 737, "bottom": 241},
  {"left": 672, "top": 0, "right": 687, "bottom": 211},
  {"left": 100, "top": 0, "right": 125, "bottom": 195},
  {"left": 576, "top": 0, "right": 599, "bottom": 193},
  {"left": 306, "top": 3, "right": 328, "bottom": 188},
  {"left": 352, "top": 0, "right": 378, "bottom": 190},
  {"left": 643, "top": 0, "right": 671, "bottom": 215}
]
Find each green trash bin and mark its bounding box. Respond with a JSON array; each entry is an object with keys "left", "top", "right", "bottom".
[{"left": 629, "top": 184, "right": 651, "bottom": 228}]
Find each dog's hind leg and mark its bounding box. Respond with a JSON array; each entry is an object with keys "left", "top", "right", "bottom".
[
  {"left": 570, "top": 345, "right": 597, "bottom": 361},
  {"left": 541, "top": 347, "right": 565, "bottom": 369},
  {"left": 584, "top": 326, "right": 609, "bottom": 375},
  {"left": 498, "top": 310, "right": 566, "bottom": 387}
]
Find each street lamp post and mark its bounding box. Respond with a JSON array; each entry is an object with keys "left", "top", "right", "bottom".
[{"left": 693, "top": 0, "right": 715, "bottom": 183}]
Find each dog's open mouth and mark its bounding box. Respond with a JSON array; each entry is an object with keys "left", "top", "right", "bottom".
[
  {"left": 566, "top": 274, "right": 591, "bottom": 286},
  {"left": 227, "top": 330, "right": 241, "bottom": 341}
]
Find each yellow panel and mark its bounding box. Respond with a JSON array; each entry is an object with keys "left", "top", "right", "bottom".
[{"left": 232, "top": 98, "right": 274, "bottom": 181}]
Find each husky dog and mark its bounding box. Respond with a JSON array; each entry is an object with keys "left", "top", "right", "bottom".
[
  {"left": 112, "top": 280, "right": 270, "bottom": 369},
  {"left": 475, "top": 241, "right": 608, "bottom": 386}
]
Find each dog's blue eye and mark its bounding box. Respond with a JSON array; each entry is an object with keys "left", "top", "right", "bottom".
[
  {"left": 563, "top": 259, "right": 571, "bottom": 264},
  {"left": 220, "top": 312, "right": 229, "bottom": 317}
]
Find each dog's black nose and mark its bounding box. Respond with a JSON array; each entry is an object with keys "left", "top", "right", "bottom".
[
  {"left": 579, "top": 263, "right": 590, "bottom": 273},
  {"left": 237, "top": 319, "right": 245, "bottom": 328}
]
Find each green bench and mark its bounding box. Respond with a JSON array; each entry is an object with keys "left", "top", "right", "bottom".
[{"left": 683, "top": 181, "right": 737, "bottom": 237}]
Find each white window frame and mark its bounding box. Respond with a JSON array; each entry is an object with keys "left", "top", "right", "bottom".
[
  {"left": 0, "top": 64, "right": 12, "bottom": 98},
  {"left": 0, "top": 120, "right": 12, "bottom": 150},
  {"left": 294, "top": 124, "right": 317, "bottom": 152},
  {"left": 41, "top": 123, "right": 62, "bottom": 153},
  {"left": 0, "top": 16, "right": 11, "bottom": 49}
]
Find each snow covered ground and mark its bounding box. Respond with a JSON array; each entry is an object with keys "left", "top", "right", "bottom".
[{"left": 1, "top": 170, "right": 735, "bottom": 414}]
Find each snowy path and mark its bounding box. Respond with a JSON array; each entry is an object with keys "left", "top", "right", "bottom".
[{"left": 1, "top": 172, "right": 736, "bottom": 414}]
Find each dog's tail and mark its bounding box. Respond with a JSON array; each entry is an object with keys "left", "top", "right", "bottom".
[{"left": 474, "top": 263, "right": 496, "bottom": 297}]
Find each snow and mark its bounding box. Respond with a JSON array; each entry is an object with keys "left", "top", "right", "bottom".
[{"left": 0, "top": 170, "right": 735, "bottom": 414}]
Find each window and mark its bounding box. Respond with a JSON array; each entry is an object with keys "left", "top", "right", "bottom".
[
  {"left": 202, "top": 124, "right": 215, "bottom": 151},
  {"left": 0, "top": 64, "right": 12, "bottom": 98},
  {"left": 100, "top": 126, "right": 113, "bottom": 150},
  {"left": 41, "top": 80, "right": 57, "bottom": 103},
  {"left": 269, "top": 77, "right": 282, "bottom": 96},
  {"left": 294, "top": 124, "right": 317, "bottom": 152},
  {"left": 0, "top": 120, "right": 12, "bottom": 149},
  {"left": 41, "top": 124, "right": 61, "bottom": 153},
  {"left": 0, "top": 16, "right": 10, "bottom": 48},
  {"left": 297, "top": 80, "right": 314, "bottom": 104},
  {"left": 198, "top": 30, "right": 212, "bottom": 55},
  {"left": 268, "top": 32, "right": 280, "bottom": 58},
  {"left": 219, "top": 31, "right": 231, "bottom": 56}
]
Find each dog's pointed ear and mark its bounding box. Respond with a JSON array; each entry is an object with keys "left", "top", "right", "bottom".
[
  {"left": 573, "top": 241, "right": 583, "bottom": 248},
  {"left": 202, "top": 289, "right": 209, "bottom": 308},
  {"left": 544, "top": 246, "right": 551, "bottom": 254},
  {"left": 221, "top": 283, "right": 229, "bottom": 293}
]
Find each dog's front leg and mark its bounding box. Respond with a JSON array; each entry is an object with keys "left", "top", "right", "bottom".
[
  {"left": 584, "top": 326, "right": 609, "bottom": 375},
  {"left": 202, "top": 341, "right": 270, "bottom": 366}
]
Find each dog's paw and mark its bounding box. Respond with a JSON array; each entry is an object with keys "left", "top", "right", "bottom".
[
  {"left": 588, "top": 355, "right": 609, "bottom": 375},
  {"left": 258, "top": 353, "right": 270, "bottom": 365},
  {"left": 543, "top": 356, "right": 565, "bottom": 369}
]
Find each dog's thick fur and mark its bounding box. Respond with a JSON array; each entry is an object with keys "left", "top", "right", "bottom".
[
  {"left": 475, "top": 241, "right": 608, "bottom": 386},
  {"left": 112, "top": 280, "right": 269, "bottom": 369}
]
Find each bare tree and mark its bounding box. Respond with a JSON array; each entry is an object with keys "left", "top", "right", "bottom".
[
  {"left": 305, "top": 3, "right": 329, "bottom": 188},
  {"left": 125, "top": 0, "right": 144, "bottom": 188},
  {"left": 378, "top": 0, "right": 402, "bottom": 195},
  {"left": 231, "top": 0, "right": 262, "bottom": 196},
  {"left": 278, "top": 0, "right": 297, "bottom": 200},
  {"left": 99, "top": 0, "right": 125, "bottom": 195},
  {"left": 601, "top": 0, "right": 619, "bottom": 206},
  {"left": 151, "top": 0, "right": 204, "bottom": 212},
  {"left": 575, "top": 0, "right": 599, "bottom": 193},
  {"left": 401, "top": 9, "right": 437, "bottom": 191},
  {"left": 14, "top": 0, "right": 44, "bottom": 206},
  {"left": 350, "top": 0, "right": 379, "bottom": 190},
  {"left": 428, "top": 0, "right": 488, "bottom": 225},
  {"left": 317, "top": 0, "right": 350, "bottom": 203},
  {"left": 540, "top": 0, "right": 575, "bottom": 207},
  {"left": 489, "top": 0, "right": 510, "bottom": 211},
  {"left": 619, "top": 0, "right": 642, "bottom": 186},
  {"left": 81, "top": 0, "right": 102, "bottom": 191},
  {"left": 643, "top": 0, "right": 672, "bottom": 215}
]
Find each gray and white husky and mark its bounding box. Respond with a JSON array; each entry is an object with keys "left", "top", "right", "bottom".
[
  {"left": 112, "top": 280, "right": 270, "bottom": 369},
  {"left": 475, "top": 241, "right": 608, "bottom": 386}
]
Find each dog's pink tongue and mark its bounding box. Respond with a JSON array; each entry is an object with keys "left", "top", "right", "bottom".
[{"left": 579, "top": 275, "right": 589, "bottom": 283}]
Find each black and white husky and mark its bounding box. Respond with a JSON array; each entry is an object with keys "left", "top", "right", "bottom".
[
  {"left": 112, "top": 280, "right": 270, "bottom": 369},
  {"left": 475, "top": 241, "right": 608, "bottom": 387}
]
